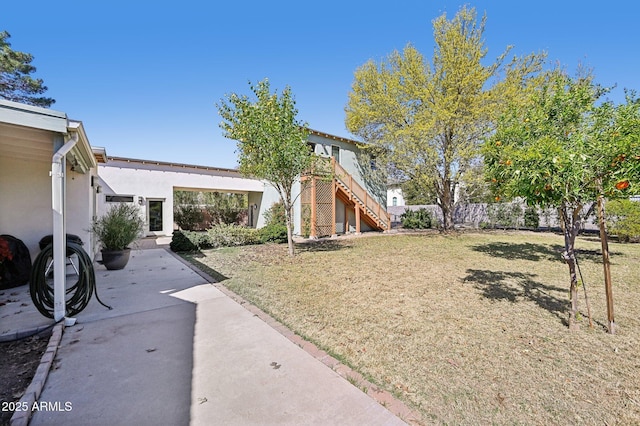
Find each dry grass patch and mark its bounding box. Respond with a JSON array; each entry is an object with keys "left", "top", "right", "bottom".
[{"left": 185, "top": 231, "right": 640, "bottom": 425}]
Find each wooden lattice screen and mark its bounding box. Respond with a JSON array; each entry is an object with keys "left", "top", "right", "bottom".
[
  {"left": 300, "top": 178, "right": 334, "bottom": 237},
  {"left": 315, "top": 181, "right": 333, "bottom": 237}
]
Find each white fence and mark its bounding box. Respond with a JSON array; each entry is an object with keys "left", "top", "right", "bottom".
[{"left": 388, "top": 203, "right": 600, "bottom": 231}]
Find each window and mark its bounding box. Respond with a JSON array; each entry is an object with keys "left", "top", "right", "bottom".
[
  {"left": 105, "top": 195, "right": 134, "bottom": 203},
  {"left": 331, "top": 145, "right": 340, "bottom": 163},
  {"left": 392, "top": 197, "right": 398, "bottom": 206}
]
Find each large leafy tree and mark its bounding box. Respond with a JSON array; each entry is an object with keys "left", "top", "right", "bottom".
[
  {"left": 218, "top": 79, "right": 313, "bottom": 256},
  {"left": 0, "top": 31, "right": 54, "bottom": 107},
  {"left": 484, "top": 69, "right": 640, "bottom": 330},
  {"left": 345, "top": 6, "right": 543, "bottom": 230}
]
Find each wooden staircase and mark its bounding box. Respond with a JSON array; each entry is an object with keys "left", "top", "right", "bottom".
[{"left": 303, "top": 157, "right": 390, "bottom": 237}]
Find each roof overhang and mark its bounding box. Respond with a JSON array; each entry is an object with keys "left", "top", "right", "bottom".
[
  {"left": 0, "top": 99, "right": 67, "bottom": 133},
  {"left": 92, "top": 146, "right": 108, "bottom": 163},
  {"left": 306, "top": 128, "right": 364, "bottom": 147},
  {"left": 66, "top": 120, "right": 97, "bottom": 173}
]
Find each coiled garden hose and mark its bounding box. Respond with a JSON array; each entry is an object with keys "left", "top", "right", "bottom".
[{"left": 30, "top": 242, "right": 112, "bottom": 318}]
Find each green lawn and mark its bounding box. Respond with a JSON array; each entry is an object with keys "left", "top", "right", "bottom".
[{"left": 185, "top": 230, "right": 640, "bottom": 425}]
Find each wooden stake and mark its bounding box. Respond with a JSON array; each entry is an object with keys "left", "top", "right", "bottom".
[{"left": 597, "top": 193, "right": 616, "bottom": 334}]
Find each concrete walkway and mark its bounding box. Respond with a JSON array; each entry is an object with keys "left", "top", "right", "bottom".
[{"left": 3, "top": 247, "right": 410, "bottom": 425}]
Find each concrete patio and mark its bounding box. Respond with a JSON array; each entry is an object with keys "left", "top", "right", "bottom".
[{"left": 2, "top": 244, "right": 415, "bottom": 425}]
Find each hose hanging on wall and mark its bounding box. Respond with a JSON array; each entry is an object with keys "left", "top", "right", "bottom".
[{"left": 30, "top": 241, "right": 112, "bottom": 319}]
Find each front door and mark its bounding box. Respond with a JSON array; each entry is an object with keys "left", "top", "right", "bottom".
[{"left": 148, "top": 200, "right": 163, "bottom": 232}]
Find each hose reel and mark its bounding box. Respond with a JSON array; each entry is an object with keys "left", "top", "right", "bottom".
[{"left": 30, "top": 237, "right": 112, "bottom": 319}]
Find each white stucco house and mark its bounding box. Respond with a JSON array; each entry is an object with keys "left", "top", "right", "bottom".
[
  {"left": 96, "top": 157, "right": 265, "bottom": 237},
  {"left": 387, "top": 182, "right": 405, "bottom": 207},
  {"left": 96, "top": 129, "right": 390, "bottom": 238}
]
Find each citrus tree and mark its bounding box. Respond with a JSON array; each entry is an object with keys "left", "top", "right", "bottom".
[
  {"left": 218, "top": 79, "right": 313, "bottom": 256},
  {"left": 484, "top": 69, "right": 640, "bottom": 330}
]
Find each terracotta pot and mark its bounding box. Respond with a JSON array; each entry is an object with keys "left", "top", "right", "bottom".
[{"left": 101, "top": 248, "right": 131, "bottom": 270}]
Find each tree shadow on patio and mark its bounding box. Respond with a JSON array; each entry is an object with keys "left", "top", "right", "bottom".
[
  {"left": 463, "top": 268, "right": 568, "bottom": 325},
  {"left": 470, "top": 242, "right": 563, "bottom": 262}
]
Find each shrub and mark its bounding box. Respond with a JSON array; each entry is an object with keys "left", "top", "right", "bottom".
[
  {"left": 264, "top": 201, "right": 287, "bottom": 227},
  {"left": 259, "top": 202, "right": 289, "bottom": 243},
  {"left": 204, "top": 193, "right": 248, "bottom": 225},
  {"left": 400, "top": 208, "right": 433, "bottom": 229},
  {"left": 487, "top": 202, "right": 523, "bottom": 229},
  {"left": 174, "top": 204, "right": 204, "bottom": 231},
  {"left": 524, "top": 206, "right": 540, "bottom": 229},
  {"left": 259, "top": 224, "right": 288, "bottom": 243},
  {"left": 606, "top": 199, "right": 640, "bottom": 243},
  {"left": 91, "top": 203, "right": 145, "bottom": 250},
  {"left": 207, "top": 223, "right": 260, "bottom": 247},
  {"left": 170, "top": 230, "right": 212, "bottom": 252},
  {"left": 301, "top": 204, "right": 311, "bottom": 238}
]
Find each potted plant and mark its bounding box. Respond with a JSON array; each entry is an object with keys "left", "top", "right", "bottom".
[{"left": 91, "top": 203, "right": 145, "bottom": 270}]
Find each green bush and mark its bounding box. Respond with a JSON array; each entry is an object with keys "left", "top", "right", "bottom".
[
  {"left": 204, "top": 193, "right": 248, "bottom": 225},
  {"left": 259, "top": 224, "right": 288, "bottom": 243},
  {"left": 301, "top": 204, "right": 311, "bottom": 238},
  {"left": 487, "top": 202, "right": 523, "bottom": 229},
  {"left": 264, "top": 201, "right": 287, "bottom": 227},
  {"left": 174, "top": 204, "right": 204, "bottom": 231},
  {"left": 170, "top": 230, "right": 211, "bottom": 252},
  {"left": 524, "top": 206, "right": 540, "bottom": 229},
  {"left": 259, "top": 202, "right": 289, "bottom": 243},
  {"left": 207, "top": 223, "right": 260, "bottom": 247},
  {"left": 400, "top": 208, "right": 433, "bottom": 229},
  {"left": 606, "top": 199, "right": 640, "bottom": 243},
  {"left": 171, "top": 225, "right": 260, "bottom": 252},
  {"left": 91, "top": 203, "right": 145, "bottom": 250}
]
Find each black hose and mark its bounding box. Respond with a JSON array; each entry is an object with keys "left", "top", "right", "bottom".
[{"left": 29, "top": 242, "right": 112, "bottom": 319}]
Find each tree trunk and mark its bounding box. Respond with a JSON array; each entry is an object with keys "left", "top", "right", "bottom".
[
  {"left": 561, "top": 205, "right": 582, "bottom": 330},
  {"left": 284, "top": 203, "right": 295, "bottom": 257},
  {"left": 441, "top": 203, "right": 454, "bottom": 231},
  {"left": 438, "top": 179, "right": 455, "bottom": 231},
  {"left": 565, "top": 247, "right": 580, "bottom": 330}
]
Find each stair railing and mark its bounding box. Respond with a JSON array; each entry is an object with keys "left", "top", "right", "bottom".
[{"left": 330, "top": 157, "right": 390, "bottom": 230}]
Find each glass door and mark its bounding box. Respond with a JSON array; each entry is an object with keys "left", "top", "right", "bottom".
[{"left": 148, "top": 200, "right": 163, "bottom": 232}]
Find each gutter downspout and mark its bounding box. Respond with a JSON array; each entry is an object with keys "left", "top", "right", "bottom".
[{"left": 51, "top": 131, "right": 79, "bottom": 323}]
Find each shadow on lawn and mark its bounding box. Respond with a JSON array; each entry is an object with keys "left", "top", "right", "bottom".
[
  {"left": 463, "top": 269, "right": 568, "bottom": 325},
  {"left": 473, "top": 240, "right": 624, "bottom": 264},
  {"left": 295, "top": 239, "right": 351, "bottom": 253},
  {"left": 181, "top": 252, "right": 230, "bottom": 283},
  {"left": 471, "top": 242, "right": 563, "bottom": 262}
]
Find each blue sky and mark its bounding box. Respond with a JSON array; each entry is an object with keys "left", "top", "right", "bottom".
[{"left": 3, "top": 1, "right": 639, "bottom": 169}]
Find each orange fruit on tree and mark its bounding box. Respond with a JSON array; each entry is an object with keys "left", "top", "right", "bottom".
[{"left": 615, "top": 180, "right": 630, "bottom": 190}]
